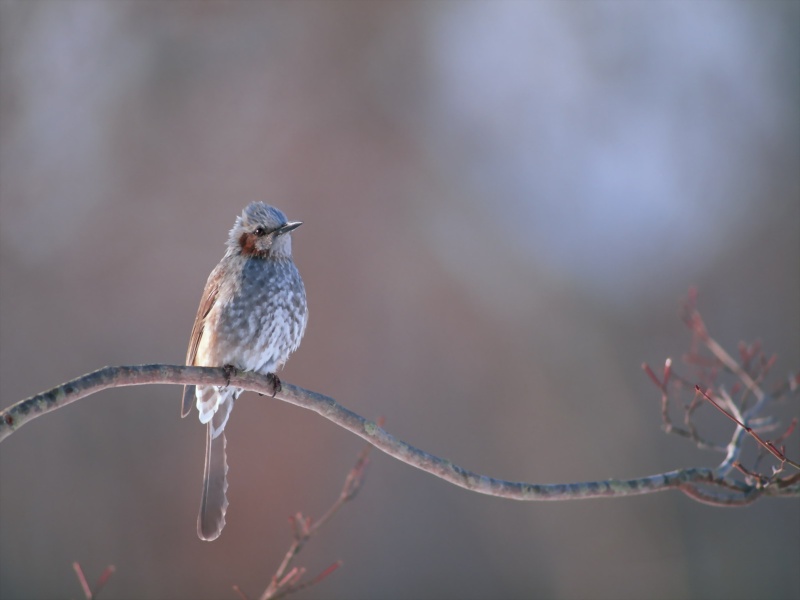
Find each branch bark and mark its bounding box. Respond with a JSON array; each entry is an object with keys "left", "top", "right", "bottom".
[{"left": 2, "top": 364, "right": 798, "bottom": 504}]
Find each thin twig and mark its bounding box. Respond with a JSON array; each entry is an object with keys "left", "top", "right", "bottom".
[
  {"left": 642, "top": 290, "right": 799, "bottom": 485},
  {"left": 72, "top": 562, "right": 115, "bottom": 600},
  {"left": 72, "top": 562, "right": 92, "bottom": 600},
  {"left": 682, "top": 294, "right": 765, "bottom": 403},
  {"left": 254, "top": 438, "right": 374, "bottom": 600},
  {"left": 695, "top": 386, "right": 800, "bottom": 470},
  {"left": 642, "top": 360, "right": 727, "bottom": 452}
]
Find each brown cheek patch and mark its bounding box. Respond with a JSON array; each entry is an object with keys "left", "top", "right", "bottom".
[
  {"left": 239, "top": 232, "right": 270, "bottom": 258},
  {"left": 239, "top": 232, "right": 257, "bottom": 256}
]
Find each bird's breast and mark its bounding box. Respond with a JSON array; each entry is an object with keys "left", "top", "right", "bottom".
[{"left": 198, "top": 257, "right": 306, "bottom": 373}]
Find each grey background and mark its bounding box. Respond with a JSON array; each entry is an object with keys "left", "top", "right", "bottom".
[{"left": 1, "top": 2, "right": 798, "bottom": 599}]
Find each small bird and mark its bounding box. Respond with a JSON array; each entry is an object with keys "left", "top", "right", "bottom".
[{"left": 182, "top": 202, "right": 308, "bottom": 541}]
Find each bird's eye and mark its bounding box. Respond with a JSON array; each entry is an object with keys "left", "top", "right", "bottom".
[{"left": 254, "top": 226, "right": 267, "bottom": 237}]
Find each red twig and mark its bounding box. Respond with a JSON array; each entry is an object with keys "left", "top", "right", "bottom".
[
  {"left": 733, "top": 461, "right": 770, "bottom": 486},
  {"left": 642, "top": 358, "right": 726, "bottom": 451},
  {"left": 695, "top": 386, "right": 799, "bottom": 470},
  {"left": 642, "top": 360, "right": 669, "bottom": 394},
  {"left": 72, "top": 562, "right": 115, "bottom": 600},
  {"left": 773, "top": 418, "right": 797, "bottom": 447},
  {"left": 644, "top": 289, "right": 800, "bottom": 481},
  {"left": 72, "top": 562, "right": 92, "bottom": 600},
  {"left": 232, "top": 422, "right": 380, "bottom": 600}
]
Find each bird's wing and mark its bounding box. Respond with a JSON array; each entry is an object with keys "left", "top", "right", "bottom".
[{"left": 182, "top": 264, "right": 224, "bottom": 418}]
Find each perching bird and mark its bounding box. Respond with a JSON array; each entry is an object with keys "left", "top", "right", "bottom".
[{"left": 182, "top": 202, "right": 308, "bottom": 541}]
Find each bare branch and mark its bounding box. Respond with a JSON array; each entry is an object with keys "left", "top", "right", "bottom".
[
  {"left": 72, "top": 562, "right": 115, "bottom": 600},
  {"left": 695, "top": 386, "right": 800, "bottom": 470},
  {"left": 3, "top": 365, "right": 798, "bottom": 503},
  {"left": 257, "top": 440, "right": 373, "bottom": 600},
  {"left": 72, "top": 562, "right": 92, "bottom": 600},
  {"left": 641, "top": 289, "right": 799, "bottom": 486},
  {"left": 233, "top": 436, "right": 376, "bottom": 600}
]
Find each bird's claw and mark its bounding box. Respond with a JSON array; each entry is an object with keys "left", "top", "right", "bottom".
[
  {"left": 222, "top": 364, "right": 237, "bottom": 388},
  {"left": 266, "top": 373, "right": 282, "bottom": 397}
]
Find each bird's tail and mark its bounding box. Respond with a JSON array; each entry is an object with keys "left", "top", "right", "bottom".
[
  {"left": 197, "top": 389, "right": 236, "bottom": 541},
  {"left": 196, "top": 385, "right": 236, "bottom": 434}
]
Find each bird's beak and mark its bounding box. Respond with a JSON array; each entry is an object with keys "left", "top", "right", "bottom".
[{"left": 276, "top": 221, "right": 302, "bottom": 235}]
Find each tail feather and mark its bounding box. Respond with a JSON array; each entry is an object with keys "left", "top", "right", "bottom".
[
  {"left": 208, "top": 391, "right": 235, "bottom": 439},
  {"left": 192, "top": 386, "right": 237, "bottom": 541},
  {"left": 197, "top": 424, "right": 229, "bottom": 541},
  {"left": 196, "top": 385, "right": 233, "bottom": 425}
]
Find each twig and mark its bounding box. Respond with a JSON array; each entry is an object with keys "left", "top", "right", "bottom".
[
  {"left": 72, "top": 562, "right": 115, "bottom": 600},
  {"left": 643, "top": 289, "right": 800, "bottom": 482},
  {"left": 682, "top": 292, "right": 766, "bottom": 404},
  {"left": 257, "top": 437, "right": 374, "bottom": 600},
  {"left": 641, "top": 360, "right": 727, "bottom": 452},
  {"left": 695, "top": 386, "right": 800, "bottom": 470},
  {"left": 234, "top": 436, "right": 372, "bottom": 600},
  {"left": 72, "top": 562, "right": 92, "bottom": 600}
]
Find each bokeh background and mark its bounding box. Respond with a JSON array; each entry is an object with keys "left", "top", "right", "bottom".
[{"left": 1, "top": 2, "right": 798, "bottom": 599}]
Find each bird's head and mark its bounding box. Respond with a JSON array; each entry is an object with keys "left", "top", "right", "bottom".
[{"left": 227, "top": 202, "right": 301, "bottom": 259}]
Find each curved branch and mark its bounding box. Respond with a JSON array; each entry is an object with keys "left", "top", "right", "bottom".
[{"left": 2, "top": 365, "right": 798, "bottom": 503}]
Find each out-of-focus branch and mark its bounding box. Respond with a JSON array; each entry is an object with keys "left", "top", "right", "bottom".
[
  {"left": 72, "top": 562, "right": 115, "bottom": 600},
  {"left": 695, "top": 385, "right": 800, "bottom": 470},
  {"left": 232, "top": 439, "right": 374, "bottom": 600},
  {"left": 642, "top": 288, "right": 799, "bottom": 491},
  {"left": 3, "top": 364, "right": 798, "bottom": 504}
]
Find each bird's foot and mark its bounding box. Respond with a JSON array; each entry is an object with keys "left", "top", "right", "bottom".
[
  {"left": 266, "top": 373, "right": 282, "bottom": 397},
  {"left": 222, "top": 364, "right": 237, "bottom": 388}
]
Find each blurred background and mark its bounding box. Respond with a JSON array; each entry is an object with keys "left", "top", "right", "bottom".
[{"left": 1, "top": 2, "right": 798, "bottom": 599}]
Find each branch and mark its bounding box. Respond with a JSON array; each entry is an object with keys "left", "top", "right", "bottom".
[
  {"left": 695, "top": 385, "right": 800, "bottom": 470},
  {"left": 2, "top": 365, "right": 798, "bottom": 503},
  {"left": 641, "top": 289, "right": 799, "bottom": 487},
  {"left": 72, "top": 562, "right": 116, "bottom": 600},
  {"left": 253, "top": 439, "right": 372, "bottom": 600}
]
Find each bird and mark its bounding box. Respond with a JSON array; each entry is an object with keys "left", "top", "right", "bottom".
[{"left": 182, "top": 202, "right": 308, "bottom": 541}]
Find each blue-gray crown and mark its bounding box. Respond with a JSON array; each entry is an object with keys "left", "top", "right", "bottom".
[{"left": 240, "top": 202, "right": 288, "bottom": 230}]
